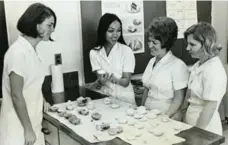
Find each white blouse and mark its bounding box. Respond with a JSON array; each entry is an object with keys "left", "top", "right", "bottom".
[{"left": 142, "top": 51, "right": 189, "bottom": 100}]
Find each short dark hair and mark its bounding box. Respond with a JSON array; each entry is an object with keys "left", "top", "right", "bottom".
[
  {"left": 147, "top": 17, "right": 178, "bottom": 51},
  {"left": 94, "top": 13, "right": 126, "bottom": 50},
  {"left": 17, "top": 3, "right": 57, "bottom": 40}
]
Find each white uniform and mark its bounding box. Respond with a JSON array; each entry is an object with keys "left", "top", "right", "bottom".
[
  {"left": 0, "top": 36, "right": 45, "bottom": 145},
  {"left": 186, "top": 56, "right": 227, "bottom": 135},
  {"left": 90, "top": 42, "right": 136, "bottom": 104},
  {"left": 142, "top": 51, "right": 189, "bottom": 113}
]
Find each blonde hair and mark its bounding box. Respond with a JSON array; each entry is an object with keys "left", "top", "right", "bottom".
[{"left": 184, "top": 22, "right": 222, "bottom": 57}]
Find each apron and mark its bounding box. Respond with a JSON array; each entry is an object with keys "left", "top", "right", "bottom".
[{"left": 0, "top": 36, "right": 45, "bottom": 145}]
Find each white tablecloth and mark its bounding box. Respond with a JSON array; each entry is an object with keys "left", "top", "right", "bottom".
[{"left": 47, "top": 98, "right": 192, "bottom": 145}]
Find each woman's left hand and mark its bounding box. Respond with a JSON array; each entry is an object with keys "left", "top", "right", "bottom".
[
  {"left": 109, "top": 74, "right": 119, "bottom": 84},
  {"left": 43, "top": 101, "right": 51, "bottom": 112}
]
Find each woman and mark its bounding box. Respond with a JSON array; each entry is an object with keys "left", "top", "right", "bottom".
[
  {"left": 141, "top": 17, "right": 189, "bottom": 119},
  {"left": 184, "top": 22, "right": 226, "bottom": 135},
  {"left": 0, "top": 3, "right": 56, "bottom": 145},
  {"left": 89, "top": 13, "right": 136, "bottom": 104}
]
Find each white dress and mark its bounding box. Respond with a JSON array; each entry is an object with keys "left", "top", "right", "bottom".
[
  {"left": 0, "top": 36, "right": 45, "bottom": 145},
  {"left": 142, "top": 51, "right": 189, "bottom": 112},
  {"left": 90, "top": 42, "right": 136, "bottom": 104},
  {"left": 186, "top": 56, "right": 227, "bottom": 135}
]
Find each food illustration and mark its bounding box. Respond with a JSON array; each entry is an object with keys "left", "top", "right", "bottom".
[
  {"left": 128, "top": 26, "right": 137, "bottom": 33},
  {"left": 133, "top": 19, "right": 141, "bottom": 26},
  {"left": 127, "top": 2, "right": 140, "bottom": 13},
  {"left": 78, "top": 108, "right": 89, "bottom": 116},
  {"left": 91, "top": 112, "right": 101, "bottom": 120},
  {"left": 128, "top": 39, "right": 143, "bottom": 51}
]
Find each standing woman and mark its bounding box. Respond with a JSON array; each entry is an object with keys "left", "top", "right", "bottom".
[
  {"left": 0, "top": 3, "right": 56, "bottom": 145},
  {"left": 141, "top": 17, "right": 189, "bottom": 119},
  {"left": 184, "top": 22, "right": 226, "bottom": 135},
  {"left": 89, "top": 13, "right": 136, "bottom": 104}
]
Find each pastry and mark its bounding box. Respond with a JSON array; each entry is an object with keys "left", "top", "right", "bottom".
[
  {"left": 134, "top": 113, "right": 143, "bottom": 119},
  {"left": 77, "top": 96, "right": 89, "bottom": 107},
  {"left": 66, "top": 104, "right": 74, "bottom": 111},
  {"left": 49, "top": 106, "right": 59, "bottom": 112},
  {"left": 153, "top": 129, "right": 164, "bottom": 136},
  {"left": 58, "top": 111, "right": 66, "bottom": 117},
  {"left": 87, "top": 102, "right": 95, "bottom": 110},
  {"left": 97, "top": 69, "right": 106, "bottom": 75},
  {"left": 108, "top": 126, "right": 123, "bottom": 136},
  {"left": 140, "top": 116, "right": 147, "bottom": 122},
  {"left": 147, "top": 113, "right": 157, "bottom": 119},
  {"left": 125, "top": 134, "right": 135, "bottom": 141},
  {"left": 63, "top": 112, "right": 72, "bottom": 119},
  {"left": 57, "top": 108, "right": 65, "bottom": 113},
  {"left": 103, "top": 98, "right": 111, "bottom": 105},
  {"left": 78, "top": 108, "right": 89, "bottom": 116},
  {"left": 68, "top": 115, "right": 81, "bottom": 125},
  {"left": 96, "top": 123, "right": 110, "bottom": 131},
  {"left": 137, "top": 106, "right": 147, "bottom": 115},
  {"left": 108, "top": 128, "right": 117, "bottom": 136},
  {"left": 161, "top": 115, "right": 170, "bottom": 122},
  {"left": 126, "top": 108, "right": 134, "bottom": 116},
  {"left": 118, "top": 118, "right": 127, "bottom": 124},
  {"left": 91, "top": 112, "right": 101, "bottom": 120},
  {"left": 111, "top": 104, "right": 120, "bottom": 109},
  {"left": 134, "top": 123, "right": 144, "bottom": 129}
]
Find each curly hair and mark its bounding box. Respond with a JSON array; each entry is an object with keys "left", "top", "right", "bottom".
[{"left": 147, "top": 17, "right": 178, "bottom": 51}]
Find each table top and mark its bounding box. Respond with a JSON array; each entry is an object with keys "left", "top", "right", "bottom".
[{"left": 43, "top": 87, "right": 225, "bottom": 145}]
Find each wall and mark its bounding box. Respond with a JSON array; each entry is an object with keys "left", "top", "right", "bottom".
[
  {"left": 212, "top": 1, "right": 228, "bottom": 118},
  {"left": 4, "top": 1, "right": 85, "bottom": 86}
]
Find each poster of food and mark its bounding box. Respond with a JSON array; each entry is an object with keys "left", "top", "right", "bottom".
[{"left": 101, "top": 1, "right": 145, "bottom": 54}]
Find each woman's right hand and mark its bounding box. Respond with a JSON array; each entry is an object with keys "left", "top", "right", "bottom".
[
  {"left": 98, "top": 73, "right": 109, "bottom": 86},
  {"left": 24, "top": 127, "right": 37, "bottom": 145}
]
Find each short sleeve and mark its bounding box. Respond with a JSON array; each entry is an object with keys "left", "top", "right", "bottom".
[
  {"left": 5, "top": 50, "right": 25, "bottom": 77},
  {"left": 202, "top": 69, "right": 227, "bottom": 101},
  {"left": 123, "top": 47, "right": 135, "bottom": 73},
  {"left": 142, "top": 58, "right": 154, "bottom": 87},
  {"left": 171, "top": 60, "right": 190, "bottom": 90},
  {"left": 89, "top": 50, "right": 101, "bottom": 72}
]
